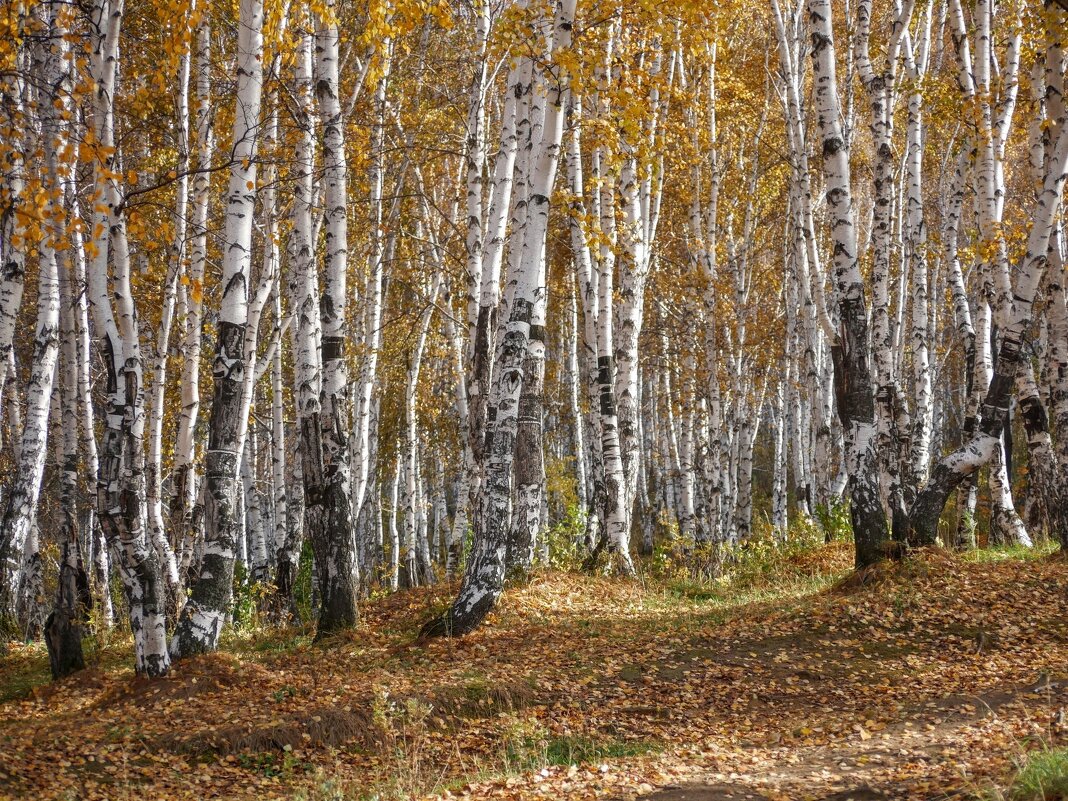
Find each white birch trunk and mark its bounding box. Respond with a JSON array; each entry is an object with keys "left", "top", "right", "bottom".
[
  {"left": 808, "top": 0, "right": 888, "bottom": 567},
  {"left": 311, "top": 3, "right": 359, "bottom": 632},
  {"left": 174, "top": 16, "right": 213, "bottom": 582},
  {"left": 426, "top": 0, "right": 580, "bottom": 637},
  {"left": 172, "top": 0, "right": 264, "bottom": 657},
  {"left": 1, "top": 8, "right": 63, "bottom": 626}
]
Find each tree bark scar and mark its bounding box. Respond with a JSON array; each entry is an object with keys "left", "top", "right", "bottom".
[
  {"left": 1019, "top": 395, "right": 1049, "bottom": 433},
  {"left": 322, "top": 335, "right": 344, "bottom": 360}
]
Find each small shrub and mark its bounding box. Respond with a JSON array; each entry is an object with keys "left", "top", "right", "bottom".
[
  {"left": 292, "top": 769, "right": 354, "bottom": 801},
  {"left": 543, "top": 504, "right": 588, "bottom": 571},
  {"left": 231, "top": 562, "right": 271, "bottom": 631},
  {"left": 814, "top": 498, "right": 853, "bottom": 542},
  {"left": 371, "top": 688, "right": 439, "bottom": 798}
]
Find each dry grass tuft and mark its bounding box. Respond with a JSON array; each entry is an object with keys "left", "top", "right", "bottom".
[
  {"left": 161, "top": 704, "right": 380, "bottom": 755},
  {"left": 429, "top": 678, "right": 539, "bottom": 720},
  {"left": 94, "top": 652, "right": 270, "bottom": 709}
]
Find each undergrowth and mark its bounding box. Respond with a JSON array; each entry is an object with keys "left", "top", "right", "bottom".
[{"left": 1005, "top": 746, "right": 1068, "bottom": 800}]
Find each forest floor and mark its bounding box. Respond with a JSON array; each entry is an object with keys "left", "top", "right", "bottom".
[{"left": 1, "top": 542, "right": 1067, "bottom": 801}]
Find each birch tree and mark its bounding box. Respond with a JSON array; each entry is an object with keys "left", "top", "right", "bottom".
[
  {"left": 172, "top": 0, "right": 266, "bottom": 657},
  {"left": 808, "top": 0, "right": 888, "bottom": 568},
  {"left": 424, "top": 0, "right": 579, "bottom": 636}
]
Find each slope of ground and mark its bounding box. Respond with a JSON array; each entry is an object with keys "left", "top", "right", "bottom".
[{"left": 0, "top": 544, "right": 1065, "bottom": 801}]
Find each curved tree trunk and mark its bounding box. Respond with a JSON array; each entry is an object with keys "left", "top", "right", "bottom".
[{"left": 423, "top": 0, "right": 578, "bottom": 637}]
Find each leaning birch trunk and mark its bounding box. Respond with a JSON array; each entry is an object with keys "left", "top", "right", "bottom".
[
  {"left": 172, "top": 0, "right": 264, "bottom": 657},
  {"left": 423, "top": 0, "right": 578, "bottom": 637},
  {"left": 1013, "top": 31, "right": 1064, "bottom": 544},
  {"left": 808, "top": 0, "right": 889, "bottom": 568},
  {"left": 908, "top": 118, "right": 1068, "bottom": 543},
  {"left": 87, "top": 0, "right": 170, "bottom": 676}
]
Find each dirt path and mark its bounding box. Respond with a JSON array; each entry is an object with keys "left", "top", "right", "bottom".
[{"left": 634, "top": 675, "right": 1066, "bottom": 801}]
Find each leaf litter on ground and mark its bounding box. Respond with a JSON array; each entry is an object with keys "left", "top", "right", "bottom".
[{"left": 1, "top": 544, "right": 1066, "bottom": 801}]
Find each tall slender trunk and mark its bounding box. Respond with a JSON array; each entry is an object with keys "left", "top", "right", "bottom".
[
  {"left": 424, "top": 0, "right": 579, "bottom": 637},
  {"left": 172, "top": 0, "right": 265, "bottom": 657},
  {"left": 0, "top": 26, "right": 62, "bottom": 626},
  {"left": 146, "top": 8, "right": 194, "bottom": 604},
  {"left": 904, "top": 18, "right": 932, "bottom": 496},
  {"left": 4, "top": 2, "right": 64, "bottom": 636},
  {"left": 0, "top": 49, "right": 26, "bottom": 412},
  {"left": 174, "top": 16, "right": 213, "bottom": 584},
  {"left": 48, "top": 116, "right": 91, "bottom": 675},
  {"left": 311, "top": 4, "right": 359, "bottom": 634},
  {"left": 808, "top": 0, "right": 889, "bottom": 568},
  {"left": 403, "top": 268, "right": 441, "bottom": 588},
  {"left": 351, "top": 39, "right": 396, "bottom": 529}
]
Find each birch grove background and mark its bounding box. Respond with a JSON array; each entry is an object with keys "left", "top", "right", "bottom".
[{"left": 0, "top": 0, "right": 1066, "bottom": 694}]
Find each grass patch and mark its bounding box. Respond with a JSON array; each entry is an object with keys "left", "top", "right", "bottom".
[
  {"left": 961, "top": 542, "right": 1059, "bottom": 564},
  {"left": 542, "top": 734, "right": 658, "bottom": 765},
  {"left": 0, "top": 641, "right": 52, "bottom": 702},
  {"left": 1009, "top": 747, "right": 1068, "bottom": 800},
  {"left": 652, "top": 538, "right": 851, "bottom": 615},
  {"left": 506, "top": 731, "right": 660, "bottom": 770}
]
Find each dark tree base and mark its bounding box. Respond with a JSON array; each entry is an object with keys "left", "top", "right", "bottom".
[{"left": 44, "top": 609, "right": 85, "bottom": 680}]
